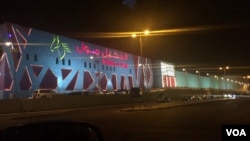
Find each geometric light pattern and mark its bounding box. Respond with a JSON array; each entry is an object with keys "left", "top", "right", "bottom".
[
  {"left": 39, "top": 68, "right": 57, "bottom": 89},
  {"left": 99, "top": 74, "right": 108, "bottom": 90},
  {"left": 111, "top": 74, "right": 117, "bottom": 90},
  {"left": 66, "top": 71, "right": 78, "bottom": 90},
  {"left": 8, "top": 24, "right": 23, "bottom": 72},
  {"left": 140, "top": 68, "right": 144, "bottom": 88},
  {"left": 1, "top": 23, "right": 155, "bottom": 99},
  {"left": 61, "top": 69, "right": 72, "bottom": 80},
  {"left": 1, "top": 54, "right": 13, "bottom": 91},
  {"left": 128, "top": 75, "right": 133, "bottom": 89},
  {"left": 163, "top": 76, "right": 176, "bottom": 87},
  {"left": 20, "top": 67, "right": 32, "bottom": 90},
  {"left": 31, "top": 65, "right": 43, "bottom": 78},
  {"left": 120, "top": 75, "right": 126, "bottom": 90},
  {"left": 146, "top": 65, "right": 152, "bottom": 84},
  {"left": 83, "top": 71, "right": 94, "bottom": 90}
]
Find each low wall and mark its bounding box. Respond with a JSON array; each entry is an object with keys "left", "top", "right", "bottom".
[
  {"left": 0, "top": 93, "right": 159, "bottom": 114},
  {"left": 0, "top": 88, "right": 238, "bottom": 114}
]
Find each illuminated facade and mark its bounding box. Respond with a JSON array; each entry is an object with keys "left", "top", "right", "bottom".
[
  {"left": 0, "top": 23, "right": 156, "bottom": 99},
  {"left": 152, "top": 61, "right": 176, "bottom": 88},
  {"left": 1, "top": 23, "right": 244, "bottom": 99}
]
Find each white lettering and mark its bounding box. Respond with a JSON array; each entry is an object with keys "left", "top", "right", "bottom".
[
  {"left": 226, "top": 129, "right": 246, "bottom": 136},
  {"left": 232, "top": 129, "right": 239, "bottom": 136},
  {"left": 226, "top": 129, "right": 233, "bottom": 136},
  {"left": 240, "top": 129, "right": 247, "bottom": 136}
]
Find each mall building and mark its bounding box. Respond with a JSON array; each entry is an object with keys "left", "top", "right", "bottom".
[{"left": 0, "top": 23, "right": 176, "bottom": 99}]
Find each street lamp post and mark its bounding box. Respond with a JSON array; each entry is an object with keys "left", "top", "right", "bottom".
[
  {"left": 243, "top": 75, "right": 250, "bottom": 92},
  {"left": 196, "top": 70, "right": 201, "bottom": 89},
  {"left": 214, "top": 75, "right": 219, "bottom": 94},
  {"left": 132, "top": 30, "right": 149, "bottom": 90},
  {"left": 182, "top": 68, "right": 188, "bottom": 88},
  {"left": 219, "top": 66, "right": 229, "bottom": 92},
  {"left": 132, "top": 30, "right": 149, "bottom": 57},
  {"left": 206, "top": 73, "right": 211, "bottom": 89}
]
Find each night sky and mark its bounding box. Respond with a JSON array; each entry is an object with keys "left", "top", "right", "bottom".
[{"left": 1, "top": 0, "right": 250, "bottom": 76}]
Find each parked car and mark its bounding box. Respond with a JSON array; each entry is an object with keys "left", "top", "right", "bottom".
[
  {"left": 130, "top": 87, "right": 141, "bottom": 97},
  {"left": 192, "top": 95, "right": 202, "bottom": 100},
  {"left": 181, "top": 96, "right": 193, "bottom": 101},
  {"left": 114, "top": 89, "right": 127, "bottom": 95},
  {"left": 32, "top": 89, "right": 56, "bottom": 99},
  {"left": 158, "top": 95, "right": 171, "bottom": 103},
  {"left": 202, "top": 95, "right": 214, "bottom": 99}
]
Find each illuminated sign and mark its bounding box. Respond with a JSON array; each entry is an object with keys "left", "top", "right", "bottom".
[
  {"left": 75, "top": 42, "right": 129, "bottom": 68},
  {"left": 50, "top": 36, "right": 71, "bottom": 60},
  {"left": 160, "top": 62, "right": 175, "bottom": 76},
  {"left": 76, "top": 42, "right": 100, "bottom": 55},
  {"left": 102, "top": 48, "right": 127, "bottom": 60},
  {"left": 102, "top": 59, "right": 128, "bottom": 68}
]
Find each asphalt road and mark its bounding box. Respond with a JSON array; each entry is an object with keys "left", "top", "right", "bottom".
[{"left": 1, "top": 97, "right": 250, "bottom": 141}]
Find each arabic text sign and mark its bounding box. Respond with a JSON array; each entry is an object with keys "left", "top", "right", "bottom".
[
  {"left": 76, "top": 42, "right": 100, "bottom": 55},
  {"left": 75, "top": 42, "right": 129, "bottom": 68},
  {"left": 102, "top": 59, "right": 128, "bottom": 68}
]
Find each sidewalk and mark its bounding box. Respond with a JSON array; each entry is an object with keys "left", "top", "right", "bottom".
[{"left": 120, "top": 98, "right": 231, "bottom": 112}]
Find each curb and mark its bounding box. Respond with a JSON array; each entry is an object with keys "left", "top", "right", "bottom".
[
  {"left": 120, "top": 98, "right": 231, "bottom": 112},
  {"left": 0, "top": 102, "right": 155, "bottom": 117}
]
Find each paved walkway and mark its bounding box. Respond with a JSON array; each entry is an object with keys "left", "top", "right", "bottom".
[{"left": 120, "top": 98, "right": 232, "bottom": 112}]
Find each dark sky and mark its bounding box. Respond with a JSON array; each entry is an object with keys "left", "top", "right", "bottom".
[{"left": 1, "top": 0, "right": 250, "bottom": 76}]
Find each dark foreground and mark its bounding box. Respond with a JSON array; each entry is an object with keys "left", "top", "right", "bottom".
[{"left": 1, "top": 98, "right": 250, "bottom": 141}]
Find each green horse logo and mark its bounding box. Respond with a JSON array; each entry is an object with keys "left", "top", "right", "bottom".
[{"left": 50, "top": 36, "right": 71, "bottom": 60}]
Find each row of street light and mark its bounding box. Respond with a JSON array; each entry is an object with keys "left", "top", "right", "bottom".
[
  {"left": 182, "top": 66, "right": 249, "bottom": 91},
  {"left": 130, "top": 30, "right": 249, "bottom": 92},
  {"left": 219, "top": 66, "right": 230, "bottom": 91}
]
